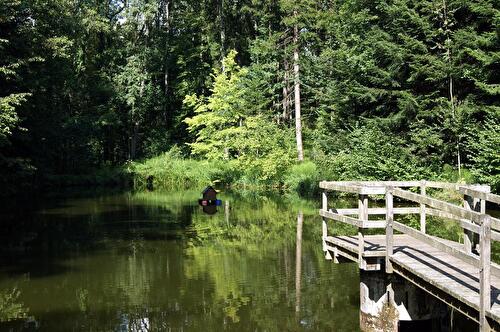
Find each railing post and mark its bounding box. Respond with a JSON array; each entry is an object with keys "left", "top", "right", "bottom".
[
  {"left": 225, "top": 200, "right": 230, "bottom": 226},
  {"left": 479, "top": 214, "right": 491, "bottom": 332},
  {"left": 420, "top": 180, "right": 426, "bottom": 233},
  {"left": 464, "top": 195, "right": 479, "bottom": 254},
  {"left": 322, "top": 191, "right": 328, "bottom": 252},
  {"left": 358, "top": 194, "right": 368, "bottom": 269},
  {"left": 479, "top": 184, "right": 489, "bottom": 214},
  {"left": 385, "top": 186, "right": 394, "bottom": 274}
]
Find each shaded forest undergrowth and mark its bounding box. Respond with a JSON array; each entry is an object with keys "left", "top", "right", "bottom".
[{"left": 37, "top": 146, "right": 493, "bottom": 197}]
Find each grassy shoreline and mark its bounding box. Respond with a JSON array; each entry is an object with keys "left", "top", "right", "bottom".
[
  {"left": 13, "top": 149, "right": 493, "bottom": 199},
  {"left": 128, "top": 151, "right": 321, "bottom": 196}
]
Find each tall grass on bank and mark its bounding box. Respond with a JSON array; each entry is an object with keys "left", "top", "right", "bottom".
[
  {"left": 130, "top": 150, "right": 323, "bottom": 195},
  {"left": 37, "top": 146, "right": 493, "bottom": 198},
  {"left": 130, "top": 151, "right": 484, "bottom": 197},
  {"left": 283, "top": 161, "right": 321, "bottom": 196},
  {"left": 129, "top": 150, "right": 234, "bottom": 190}
]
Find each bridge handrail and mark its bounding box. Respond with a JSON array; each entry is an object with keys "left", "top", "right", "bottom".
[
  {"left": 320, "top": 180, "right": 491, "bottom": 192},
  {"left": 319, "top": 209, "right": 385, "bottom": 229},
  {"left": 459, "top": 186, "right": 500, "bottom": 205},
  {"left": 385, "top": 187, "right": 500, "bottom": 275},
  {"left": 392, "top": 188, "right": 500, "bottom": 233},
  {"left": 320, "top": 180, "right": 496, "bottom": 330},
  {"left": 385, "top": 186, "right": 493, "bottom": 330}
]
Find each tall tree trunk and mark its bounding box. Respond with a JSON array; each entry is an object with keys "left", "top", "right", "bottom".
[
  {"left": 163, "top": 0, "right": 170, "bottom": 98},
  {"left": 442, "top": 0, "right": 460, "bottom": 178},
  {"left": 284, "top": 247, "right": 289, "bottom": 298},
  {"left": 131, "top": 121, "right": 139, "bottom": 160},
  {"left": 131, "top": 79, "right": 145, "bottom": 160},
  {"left": 295, "top": 211, "right": 303, "bottom": 314},
  {"left": 283, "top": 57, "right": 290, "bottom": 121},
  {"left": 163, "top": 0, "right": 171, "bottom": 124},
  {"left": 293, "top": 10, "right": 304, "bottom": 162},
  {"left": 450, "top": 76, "right": 461, "bottom": 178},
  {"left": 219, "top": 0, "right": 226, "bottom": 71}
]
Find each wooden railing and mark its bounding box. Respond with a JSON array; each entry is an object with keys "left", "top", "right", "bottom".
[{"left": 320, "top": 181, "right": 500, "bottom": 331}]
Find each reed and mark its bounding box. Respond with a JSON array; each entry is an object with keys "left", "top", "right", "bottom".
[{"left": 130, "top": 151, "right": 233, "bottom": 190}]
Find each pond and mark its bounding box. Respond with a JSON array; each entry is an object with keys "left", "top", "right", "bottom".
[{"left": 0, "top": 190, "right": 360, "bottom": 331}]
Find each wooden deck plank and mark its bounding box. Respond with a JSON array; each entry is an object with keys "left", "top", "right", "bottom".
[
  {"left": 325, "top": 234, "right": 465, "bottom": 257},
  {"left": 319, "top": 180, "right": 498, "bottom": 327},
  {"left": 392, "top": 250, "right": 500, "bottom": 322},
  {"left": 324, "top": 233, "right": 500, "bottom": 323}
]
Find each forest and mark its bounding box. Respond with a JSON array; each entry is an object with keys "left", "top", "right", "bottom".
[{"left": 1, "top": 0, "right": 499, "bottom": 195}]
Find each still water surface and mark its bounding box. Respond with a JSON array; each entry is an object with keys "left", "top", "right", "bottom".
[{"left": 0, "top": 190, "right": 360, "bottom": 331}]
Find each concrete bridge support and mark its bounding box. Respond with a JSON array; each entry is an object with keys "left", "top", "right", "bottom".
[{"left": 359, "top": 271, "right": 477, "bottom": 332}]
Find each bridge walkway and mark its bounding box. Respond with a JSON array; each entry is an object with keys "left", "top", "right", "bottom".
[{"left": 320, "top": 181, "right": 500, "bottom": 331}]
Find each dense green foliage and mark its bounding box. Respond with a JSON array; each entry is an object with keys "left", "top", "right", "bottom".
[
  {"left": 131, "top": 148, "right": 233, "bottom": 190},
  {"left": 0, "top": 0, "right": 498, "bottom": 194},
  {"left": 0, "top": 288, "right": 27, "bottom": 322}
]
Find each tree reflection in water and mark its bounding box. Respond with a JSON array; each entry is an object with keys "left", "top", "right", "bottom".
[
  {"left": 0, "top": 288, "right": 29, "bottom": 322},
  {"left": 0, "top": 190, "right": 360, "bottom": 331},
  {"left": 295, "top": 211, "right": 303, "bottom": 316}
]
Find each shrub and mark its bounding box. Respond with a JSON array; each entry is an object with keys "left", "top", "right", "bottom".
[
  {"left": 469, "top": 118, "right": 500, "bottom": 193},
  {"left": 314, "top": 124, "right": 430, "bottom": 181},
  {"left": 130, "top": 148, "right": 232, "bottom": 190},
  {"left": 284, "top": 161, "right": 320, "bottom": 196}
]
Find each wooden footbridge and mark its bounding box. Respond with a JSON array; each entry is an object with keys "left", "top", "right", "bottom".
[{"left": 320, "top": 181, "right": 500, "bottom": 331}]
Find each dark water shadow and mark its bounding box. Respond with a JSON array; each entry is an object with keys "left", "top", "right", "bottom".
[{"left": 0, "top": 194, "right": 198, "bottom": 279}]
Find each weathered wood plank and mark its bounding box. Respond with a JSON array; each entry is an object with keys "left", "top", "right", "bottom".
[
  {"left": 319, "top": 181, "right": 364, "bottom": 194},
  {"left": 492, "top": 230, "right": 500, "bottom": 242},
  {"left": 320, "top": 181, "right": 490, "bottom": 192},
  {"left": 358, "top": 229, "right": 365, "bottom": 268},
  {"left": 324, "top": 243, "right": 359, "bottom": 263},
  {"left": 325, "top": 236, "right": 385, "bottom": 257},
  {"left": 323, "top": 233, "right": 500, "bottom": 324},
  {"left": 392, "top": 248, "right": 485, "bottom": 292},
  {"left": 358, "top": 195, "right": 368, "bottom": 269},
  {"left": 335, "top": 208, "right": 359, "bottom": 215},
  {"left": 492, "top": 217, "right": 500, "bottom": 233},
  {"left": 425, "top": 181, "right": 464, "bottom": 190},
  {"left": 336, "top": 207, "right": 420, "bottom": 216},
  {"left": 463, "top": 195, "right": 479, "bottom": 254},
  {"left": 320, "top": 180, "right": 421, "bottom": 187},
  {"left": 324, "top": 236, "right": 357, "bottom": 253},
  {"left": 394, "top": 188, "right": 484, "bottom": 224},
  {"left": 463, "top": 195, "right": 479, "bottom": 255},
  {"left": 480, "top": 214, "right": 491, "bottom": 332},
  {"left": 393, "top": 221, "right": 481, "bottom": 269},
  {"left": 325, "top": 234, "right": 426, "bottom": 258},
  {"left": 393, "top": 222, "right": 500, "bottom": 278},
  {"left": 325, "top": 233, "right": 500, "bottom": 274},
  {"left": 318, "top": 180, "right": 500, "bottom": 325},
  {"left": 420, "top": 180, "right": 427, "bottom": 233},
  {"left": 322, "top": 191, "right": 328, "bottom": 252},
  {"left": 459, "top": 187, "right": 500, "bottom": 205},
  {"left": 362, "top": 220, "right": 387, "bottom": 228},
  {"left": 319, "top": 181, "right": 386, "bottom": 194},
  {"left": 386, "top": 187, "right": 394, "bottom": 273},
  {"left": 319, "top": 209, "right": 386, "bottom": 228},
  {"left": 322, "top": 217, "right": 328, "bottom": 252},
  {"left": 426, "top": 208, "right": 481, "bottom": 235},
  {"left": 320, "top": 209, "right": 361, "bottom": 227},
  {"left": 391, "top": 257, "right": 481, "bottom": 313},
  {"left": 359, "top": 186, "right": 388, "bottom": 195}
]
